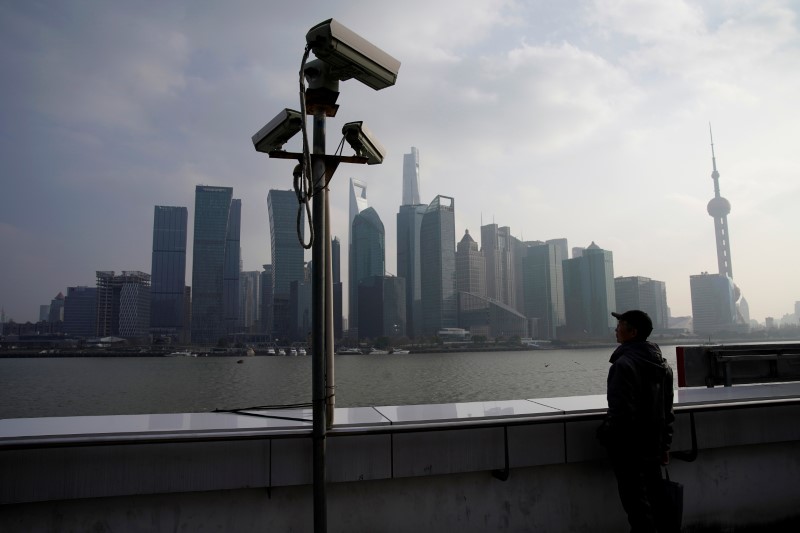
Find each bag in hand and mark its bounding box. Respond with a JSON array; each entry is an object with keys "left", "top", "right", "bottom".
[{"left": 657, "top": 467, "right": 684, "bottom": 532}]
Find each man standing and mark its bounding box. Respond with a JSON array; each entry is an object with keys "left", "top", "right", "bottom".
[{"left": 597, "top": 310, "right": 675, "bottom": 532}]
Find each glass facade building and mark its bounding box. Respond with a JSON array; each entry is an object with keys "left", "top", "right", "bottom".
[
  {"left": 63, "top": 286, "right": 97, "bottom": 337},
  {"left": 191, "top": 186, "right": 236, "bottom": 344},
  {"left": 396, "top": 204, "right": 426, "bottom": 340},
  {"left": 150, "top": 206, "right": 188, "bottom": 340},
  {"left": 522, "top": 242, "right": 566, "bottom": 340},
  {"left": 358, "top": 275, "right": 406, "bottom": 340},
  {"left": 614, "top": 276, "right": 669, "bottom": 331},
  {"left": 690, "top": 273, "right": 738, "bottom": 335},
  {"left": 420, "top": 195, "right": 456, "bottom": 337},
  {"left": 402, "top": 147, "right": 421, "bottom": 206},
  {"left": 456, "top": 229, "right": 486, "bottom": 297},
  {"left": 563, "top": 242, "right": 616, "bottom": 338},
  {"left": 350, "top": 207, "right": 385, "bottom": 339},
  {"left": 268, "top": 189, "right": 305, "bottom": 342}
]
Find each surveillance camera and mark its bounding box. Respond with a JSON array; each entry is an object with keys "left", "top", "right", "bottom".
[
  {"left": 342, "top": 121, "right": 386, "bottom": 165},
  {"left": 252, "top": 108, "right": 303, "bottom": 154},
  {"left": 306, "top": 19, "right": 401, "bottom": 91}
]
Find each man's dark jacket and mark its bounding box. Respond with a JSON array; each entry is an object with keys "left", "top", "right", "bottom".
[{"left": 597, "top": 340, "right": 675, "bottom": 461}]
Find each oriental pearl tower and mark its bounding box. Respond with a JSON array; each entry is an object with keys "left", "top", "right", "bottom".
[
  {"left": 707, "top": 125, "right": 733, "bottom": 278},
  {"left": 707, "top": 125, "right": 741, "bottom": 303}
]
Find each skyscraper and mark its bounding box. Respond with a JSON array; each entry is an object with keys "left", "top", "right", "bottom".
[
  {"left": 150, "top": 205, "right": 188, "bottom": 341},
  {"left": 420, "top": 195, "right": 456, "bottom": 336},
  {"left": 260, "top": 264, "right": 273, "bottom": 335},
  {"left": 481, "top": 224, "right": 515, "bottom": 308},
  {"left": 614, "top": 276, "right": 669, "bottom": 331},
  {"left": 63, "top": 286, "right": 97, "bottom": 337},
  {"left": 96, "top": 271, "right": 151, "bottom": 338},
  {"left": 397, "top": 203, "right": 427, "bottom": 340},
  {"left": 402, "top": 147, "right": 421, "bottom": 205},
  {"left": 332, "top": 237, "right": 343, "bottom": 340},
  {"left": 223, "top": 199, "right": 241, "bottom": 336},
  {"left": 522, "top": 242, "right": 566, "bottom": 339},
  {"left": 239, "top": 270, "right": 261, "bottom": 333},
  {"left": 191, "top": 186, "right": 237, "bottom": 344},
  {"left": 690, "top": 272, "right": 737, "bottom": 335},
  {"left": 455, "top": 229, "right": 486, "bottom": 297},
  {"left": 563, "top": 242, "right": 616, "bottom": 338},
  {"left": 349, "top": 178, "right": 368, "bottom": 242},
  {"left": 350, "top": 207, "right": 385, "bottom": 339},
  {"left": 268, "top": 189, "right": 306, "bottom": 342}
]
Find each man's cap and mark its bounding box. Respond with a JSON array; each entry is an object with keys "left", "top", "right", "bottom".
[{"left": 611, "top": 310, "right": 653, "bottom": 338}]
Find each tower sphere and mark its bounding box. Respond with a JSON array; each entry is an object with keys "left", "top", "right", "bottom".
[{"left": 707, "top": 196, "right": 731, "bottom": 217}]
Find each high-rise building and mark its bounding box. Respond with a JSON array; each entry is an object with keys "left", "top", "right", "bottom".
[
  {"left": 223, "top": 199, "right": 241, "bottom": 336},
  {"left": 268, "top": 189, "right": 306, "bottom": 342},
  {"left": 397, "top": 203, "right": 427, "bottom": 340},
  {"left": 563, "top": 242, "right": 616, "bottom": 338},
  {"left": 48, "top": 292, "right": 65, "bottom": 323},
  {"left": 349, "top": 178, "right": 368, "bottom": 242},
  {"left": 546, "top": 238, "right": 569, "bottom": 263},
  {"left": 150, "top": 206, "right": 188, "bottom": 341},
  {"left": 239, "top": 271, "right": 261, "bottom": 333},
  {"left": 739, "top": 296, "right": 751, "bottom": 324},
  {"left": 63, "top": 286, "right": 97, "bottom": 337},
  {"left": 260, "top": 264, "right": 273, "bottom": 335},
  {"left": 191, "top": 186, "right": 239, "bottom": 344},
  {"left": 332, "top": 237, "right": 343, "bottom": 340},
  {"left": 402, "top": 147, "right": 421, "bottom": 205},
  {"left": 572, "top": 247, "right": 585, "bottom": 259},
  {"left": 614, "top": 276, "right": 669, "bottom": 331},
  {"left": 420, "top": 195, "right": 456, "bottom": 336},
  {"left": 350, "top": 207, "right": 385, "bottom": 339},
  {"left": 690, "top": 272, "right": 737, "bottom": 335},
  {"left": 96, "top": 271, "right": 151, "bottom": 338},
  {"left": 358, "top": 275, "right": 406, "bottom": 340},
  {"left": 481, "top": 224, "right": 515, "bottom": 308},
  {"left": 455, "top": 229, "right": 486, "bottom": 297},
  {"left": 522, "top": 242, "right": 566, "bottom": 339}
]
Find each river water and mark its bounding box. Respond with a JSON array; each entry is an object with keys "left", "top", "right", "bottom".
[{"left": 0, "top": 345, "right": 679, "bottom": 419}]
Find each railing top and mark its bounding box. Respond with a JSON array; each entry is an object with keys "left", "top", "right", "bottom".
[{"left": 2, "top": 384, "right": 800, "bottom": 449}]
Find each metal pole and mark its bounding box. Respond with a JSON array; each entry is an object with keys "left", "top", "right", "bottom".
[
  {"left": 311, "top": 109, "right": 327, "bottom": 533},
  {"left": 325, "top": 185, "right": 335, "bottom": 428}
]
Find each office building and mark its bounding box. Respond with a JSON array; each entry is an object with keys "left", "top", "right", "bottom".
[
  {"left": 223, "top": 199, "right": 241, "bottom": 336},
  {"left": 240, "top": 271, "right": 261, "bottom": 333},
  {"left": 397, "top": 203, "right": 427, "bottom": 340},
  {"left": 260, "top": 264, "right": 273, "bottom": 335},
  {"left": 150, "top": 206, "right": 188, "bottom": 341},
  {"left": 63, "top": 286, "right": 97, "bottom": 338},
  {"left": 191, "top": 186, "right": 239, "bottom": 344},
  {"left": 402, "top": 147, "right": 421, "bottom": 205},
  {"left": 614, "top": 276, "right": 669, "bottom": 331},
  {"left": 268, "top": 189, "right": 306, "bottom": 342},
  {"left": 455, "top": 229, "right": 486, "bottom": 297},
  {"left": 96, "top": 271, "right": 151, "bottom": 339},
  {"left": 48, "top": 292, "right": 65, "bottom": 323},
  {"left": 358, "top": 275, "right": 406, "bottom": 340},
  {"left": 563, "top": 242, "right": 616, "bottom": 338},
  {"left": 690, "top": 272, "right": 738, "bottom": 335},
  {"left": 350, "top": 207, "right": 385, "bottom": 339},
  {"left": 522, "top": 242, "right": 566, "bottom": 339},
  {"left": 481, "top": 224, "right": 515, "bottom": 309},
  {"left": 420, "top": 195, "right": 456, "bottom": 336},
  {"left": 332, "top": 237, "right": 343, "bottom": 339}
]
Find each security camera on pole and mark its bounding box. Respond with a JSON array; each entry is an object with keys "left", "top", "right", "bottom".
[{"left": 251, "top": 18, "right": 400, "bottom": 533}]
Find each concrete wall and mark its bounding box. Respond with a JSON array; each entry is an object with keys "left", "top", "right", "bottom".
[{"left": 2, "top": 389, "right": 800, "bottom": 532}]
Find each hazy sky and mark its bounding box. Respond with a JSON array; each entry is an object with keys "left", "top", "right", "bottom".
[{"left": 2, "top": 0, "right": 799, "bottom": 324}]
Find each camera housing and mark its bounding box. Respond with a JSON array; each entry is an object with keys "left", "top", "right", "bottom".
[
  {"left": 252, "top": 108, "right": 303, "bottom": 153},
  {"left": 342, "top": 121, "right": 385, "bottom": 165},
  {"left": 306, "top": 19, "right": 401, "bottom": 91}
]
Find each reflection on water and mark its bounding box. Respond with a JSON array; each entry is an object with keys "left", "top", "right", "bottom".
[{"left": 0, "top": 346, "right": 678, "bottom": 419}]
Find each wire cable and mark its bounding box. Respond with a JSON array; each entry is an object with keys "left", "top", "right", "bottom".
[{"left": 297, "top": 45, "right": 314, "bottom": 249}]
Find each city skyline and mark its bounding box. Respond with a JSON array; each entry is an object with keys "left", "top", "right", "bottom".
[{"left": 2, "top": 1, "right": 800, "bottom": 324}]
